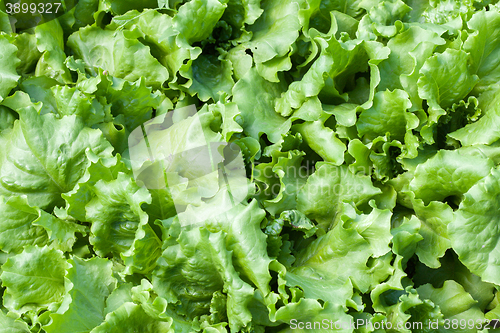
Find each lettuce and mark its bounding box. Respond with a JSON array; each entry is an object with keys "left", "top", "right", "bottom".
[{"left": 1, "top": 0, "right": 500, "bottom": 331}]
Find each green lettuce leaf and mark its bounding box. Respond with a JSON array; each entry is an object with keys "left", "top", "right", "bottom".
[
  {"left": 245, "top": 0, "right": 301, "bottom": 82},
  {"left": 90, "top": 302, "right": 171, "bottom": 333},
  {"left": 357, "top": 89, "right": 412, "bottom": 141},
  {"left": 34, "top": 20, "right": 72, "bottom": 84},
  {"left": 370, "top": 255, "right": 407, "bottom": 312},
  {"left": 86, "top": 172, "right": 161, "bottom": 276},
  {"left": 376, "top": 25, "right": 445, "bottom": 100},
  {"left": 7, "top": 32, "right": 40, "bottom": 76},
  {"left": 448, "top": 85, "right": 500, "bottom": 146},
  {"left": 101, "top": 76, "right": 162, "bottom": 131},
  {"left": 19, "top": 78, "right": 108, "bottom": 127},
  {"left": 2, "top": 0, "right": 500, "bottom": 330},
  {"left": 273, "top": 300, "right": 352, "bottom": 333},
  {"left": 99, "top": 0, "right": 158, "bottom": 16},
  {"left": 464, "top": 10, "right": 500, "bottom": 94},
  {"left": 232, "top": 67, "right": 291, "bottom": 143},
  {"left": 0, "top": 107, "right": 113, "bottom": 210},
  {"left": 413, "top": 199, "right": 453, "bottom": 269},
  {"left": 415, "top": 0, "right": 478, "bottom": 26},
  {"left": 18, "top": 76, "right": 59, "bottom": 115},
  {"left": 262, "top": 150, "right": 308, "bottom": 216},
  {"left": 284, "top": 214, "right": 391, "bottom": 319},
  {"left": 62, "top": 152, "right": 128, "bottom": 222},
  {"left": 357, "top": 0, "right": 411, "bottom": 39},
  {"left": 417, "top": 280, "right": 487, "bottom": 332},
  {"left": 409, "top": 149, "right": 493, "bottom": 205},
  {"left": 0, "top": 311, "right": 30, "bottom": 333},
  {"left": 296, "top": 163, "right": 381, "bottom": 231},
  {"left": 68, "top": 26, "right": 169, "bottom": 88},
  {"left": 58, "top": 0, "right": 99, "bottom": 31},
  {"left": 0, "top": 196, "right": 49, "bottom": 253},
  {"left": 0, "top": 8, "right": 12, "bottom": 34},
  {"left": 33, "top": 211, "right": 86, "bottom": 253},
  {"left": 153, "top": 226, "right": 254, "bottom": 330},
  {"left": 448, "top": 166, "right": 500, "bottom": 285},
  {"left": 374, "top": 286, "right": 437, "bottom": 333},
  {"left": 1, "top": 245, "right": 68, "bottom": 313},
  {"left": 170, "top": 199, "right": 271, "bottom": 295},
  {"left": 391, "top": 215, "right": 423, "bottom": 263},
  {"left": 173, "top": 0, "right": 227, "bottom": 46},
  {"left": 209, "top": 101, "right": 243, "bottom": 142},
  {"left": 44, "top": 257, "right": 116, "bottom": 333},
  {"left": 226, "top": 45, "right": 253, "bottom": 81},
  {"left": 0, "top": 105, "right": 17, "bottom": 131},
  {"left": 347, "top": 203, "right": 393, "bottom": 258},
  {"left": 301, "top": 0, "right": 364, "bottom": 37},
  {"left": 222, "top": 0, "right": 263, "bottom": 31},
  {"left": 417, "top": 48, "right": 479, "bottom": 143},
  {"left": 181, "top": 53, "right": 234, "bottom": 102},
  {"left": 106, "top": 8, "right": 199, "bottom": 82},
  {"left": 121, "top": 219, "right": 163, "bottom": 276},
  {"left": 413, "top": 250, "right": 496, "bottom": 312},
  {"left": 0, "top": 34, "right": 20, "bottom": 102},
  {"left": 275, "top": 30, "right": 367, "bottom": 116},
  {"left": 293, "top": 119, "right": 346, "bottom": 166}
]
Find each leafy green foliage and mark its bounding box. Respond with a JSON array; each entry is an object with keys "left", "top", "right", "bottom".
[{"left": 1, "top": 0, "right": 500, "bottom": 331}]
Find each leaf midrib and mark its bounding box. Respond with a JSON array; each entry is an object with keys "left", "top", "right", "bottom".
[{"left": 20, "top": 126, "right": 67, "bottom": 194}]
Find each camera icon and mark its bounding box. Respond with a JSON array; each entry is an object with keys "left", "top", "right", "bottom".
[{"left": 128, "top": 105, "right": 250, "bottom": 227}]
